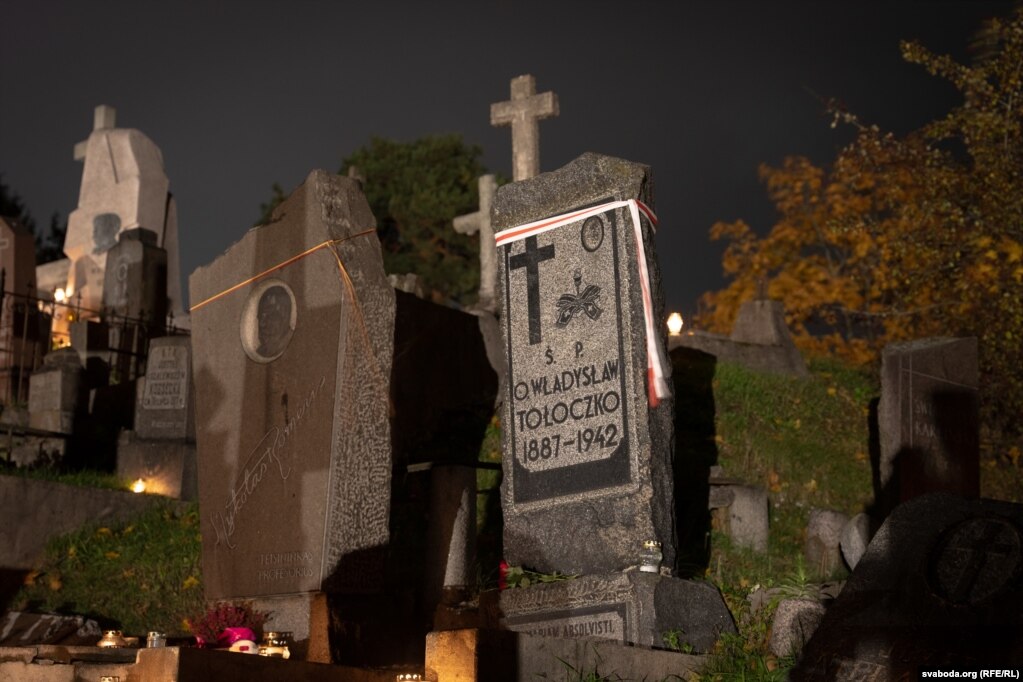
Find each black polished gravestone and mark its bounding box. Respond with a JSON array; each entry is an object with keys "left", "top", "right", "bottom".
[
  {"left": 878, "top": 337, "right": 979, "bottom": 514},
  {"left": 494, "top": 152, "right": 674, "bottom": 576},
  {"left": 793, "top": 493, "right": 1023, "bottom": 681}
]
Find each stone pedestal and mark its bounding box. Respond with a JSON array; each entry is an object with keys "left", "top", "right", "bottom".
[
  {"left": 499, "top": 571, "right": 735, "bottom": 653},
  {"left": 27, "top": 348, "right": 84, "bottom": 434}
]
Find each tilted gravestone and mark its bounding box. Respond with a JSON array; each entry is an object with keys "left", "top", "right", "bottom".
[
  {"left": 878, "top": 337, "right": 979, "bottom": 512},
  {"left": 494, "top": 153, "right": 734, "bottom": 651},
  {"left": 189, "top": 170, "right": 394, "bottom": 657},
  {"left": 793, "top": 493, "right": 1023, "bottom": 680},
  {"left": 494, "top": 152, "right": 673, "bottom": 575}
]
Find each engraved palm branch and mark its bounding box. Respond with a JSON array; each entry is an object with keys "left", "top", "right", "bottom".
[{"left": 555, "top": 270, "right": 602, "bottom": 328}]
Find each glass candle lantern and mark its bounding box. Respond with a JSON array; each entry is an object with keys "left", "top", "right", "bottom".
[
  {"left": 639, "top": 540, "right": 662, "bottom": 573},
  {"left": 258, "top": 631, "right": 292, "bottom": 659}
]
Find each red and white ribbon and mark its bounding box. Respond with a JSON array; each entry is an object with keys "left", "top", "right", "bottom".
[{"left": 495, "top": 199, "right": 671, "bottom": 407}]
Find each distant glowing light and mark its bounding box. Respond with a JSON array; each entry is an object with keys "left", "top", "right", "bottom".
[
  {"left": 132, "top": 479, "right": 146, "bottom": 494},
  {"left": 54, "top": 288, "right": 66, "bottom": 303},
  {"left": 667, "top": 312, "right": 684, "bottom": 336}
]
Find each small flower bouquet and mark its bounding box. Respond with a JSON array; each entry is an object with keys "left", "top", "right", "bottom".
[{"left": 186, "top": 602, "right": 268, "bottom": 648}]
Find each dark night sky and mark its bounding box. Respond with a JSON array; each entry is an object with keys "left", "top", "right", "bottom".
[{"left": 0, "top": 1, "right": 1013, "bottom": 319}]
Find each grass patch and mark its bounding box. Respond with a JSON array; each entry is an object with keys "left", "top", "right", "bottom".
[
  {"left": 13, "top": 501, "right": 204, "bottom": 636},
  {"left": 1, "top": 465, "right": 131, "bottom": 492},
  {"left": 698, "top": 357, "right": 876, "bottom": 679}
]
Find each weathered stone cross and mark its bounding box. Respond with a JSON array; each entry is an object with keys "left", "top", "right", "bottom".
[
  {"left": 491, "top": 75, "right": 559, "bottom": 182},
  {"left": 452, "top": 174, "right": 497, "bottom": 313}
]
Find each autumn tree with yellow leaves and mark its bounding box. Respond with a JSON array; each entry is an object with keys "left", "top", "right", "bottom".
[{"left": 700, "top": 10, "right": 1023, "bottom": 446}]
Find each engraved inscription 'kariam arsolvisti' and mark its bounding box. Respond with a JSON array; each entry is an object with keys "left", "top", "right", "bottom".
[{"left": 503, "top": 209, "right": 632, "bottom": 505}]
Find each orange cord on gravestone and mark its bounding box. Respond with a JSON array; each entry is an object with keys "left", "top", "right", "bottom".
[{"left": 188, "top": 228, "right": 386, "bottom": 382}]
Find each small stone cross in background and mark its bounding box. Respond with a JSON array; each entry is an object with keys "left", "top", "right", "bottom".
[
  {"left": 452, "top": 174, "right": 497, "bottom": 313},
  {"left": 491, "top": 75, "right": 559, "bottom": 182}
]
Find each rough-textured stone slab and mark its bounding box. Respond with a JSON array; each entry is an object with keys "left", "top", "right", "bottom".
[
  {"left": 793, "top": 493, "right": 1023, "bottom": 680},
  {"left": 189, "top": 170, "right": 394, "bottom": 599},
  {"left": 494, "top": 152, "right": 674, "bottom": 575},
  {"left": 500, "top": 572, "right": 735, "bottom": 653}
]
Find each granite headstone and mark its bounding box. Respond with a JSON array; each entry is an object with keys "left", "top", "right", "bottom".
[
  {"left": 793, "top": 493, "right": 1023, "bottom": 680},
  {"left": 116, "top": 335, "right": 196, "bottom": 499},
  {"left": 494, "top": 152, "right": 674, "bottom": 576},
  {"left": 189, "top": 170, "right": 394, "bottom": 600},
  {"left": 879, "top": 337, "right": 979, "bottom": 509}
]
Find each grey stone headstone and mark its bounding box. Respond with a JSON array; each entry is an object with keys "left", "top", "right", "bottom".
[
  {"left": 28, "top": 348, "right": 84, "bottom": 434},
  {"left": 726, "top": 484, "right": 769, "bottom": 553},
  {"left": 189, "top": 170, "right": 395, "bottom": 600},
  {"left": 494, "top": 153, "right": 674, "bottom": 575},
  {"left": 805, "top": 508, "right": 849, "bottom": 577},
  {"left": 101, "top": 227, "right": 168, "bottom": 325},
  {"left": 840, "top": 512, "right": 871, "bottom": 571},
  {"left": 793, "top": 494, "right": 1023, "bottom": 680},
  {"left": 879, "top": 337, "right": 979, "bottom": 510},
  {"left": 135, "top": 336, "right": 194, "bottom": 441},
  {"left": 500, "top": 572, "right": 735, "bottom": 653}
]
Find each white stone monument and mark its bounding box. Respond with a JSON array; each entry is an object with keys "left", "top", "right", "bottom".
[{"left": 62, "top": 105, "right": 184, "bottom": 323}]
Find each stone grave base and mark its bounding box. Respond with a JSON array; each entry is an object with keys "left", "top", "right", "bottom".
[
  {"left": 116, "top": 430, "right": 197, "bottom": 500},
  {"left": 499, "top": 571, "right": 735, "bottom": 653},
  {"left": 243, "top": 592, "right": 331, "bottom": 663},
  {"left": 0, "top": 645, "right": 400, "bottom": 681},
  {"left": 426, "top": 628, "right": 706, "bottom": 681}
]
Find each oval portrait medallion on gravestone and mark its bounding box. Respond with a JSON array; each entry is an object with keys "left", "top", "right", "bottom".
[
  {"left": 928, "top": 516, "right": 1022, "bottom": 605},
  {"left": 240, "top": 279, "right": 297, "bottom": 363}
]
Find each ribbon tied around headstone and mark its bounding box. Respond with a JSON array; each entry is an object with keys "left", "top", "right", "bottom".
[{"left": 495, "top": 199, "right": 671, "bottom": 406}]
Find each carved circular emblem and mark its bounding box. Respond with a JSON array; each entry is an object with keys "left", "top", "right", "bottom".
[
  {"left": 240, "top": 279, "right": 297, "bottom": 363},
  {"left": 580, "top": 216, "right": 604, "bottom": 252},
  {"left": 928, "top": 516, "right": 1021, "bottom": 605}
]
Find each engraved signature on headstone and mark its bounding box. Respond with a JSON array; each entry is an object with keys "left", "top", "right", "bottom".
[
  {"left": 555, "top": 270, "right": 602, "bottom": 328},
  {"left": 210, "top": 375, "right": 327, "bottom": 549}
]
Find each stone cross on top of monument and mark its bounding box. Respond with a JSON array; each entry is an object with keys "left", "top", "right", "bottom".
[{"left": 491, "top": 74, "right": 559, "bottom": 182}]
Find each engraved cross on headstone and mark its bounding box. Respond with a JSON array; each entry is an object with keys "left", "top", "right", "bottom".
[
  {"left": 491, "top": 75, "right": 559, "bottom": 182},
  {"left": 509, "top": 235, "right": 555, "bottom": 345},
  {"left": 452, "top": 174, "right": 497, "bottom": 313}
]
